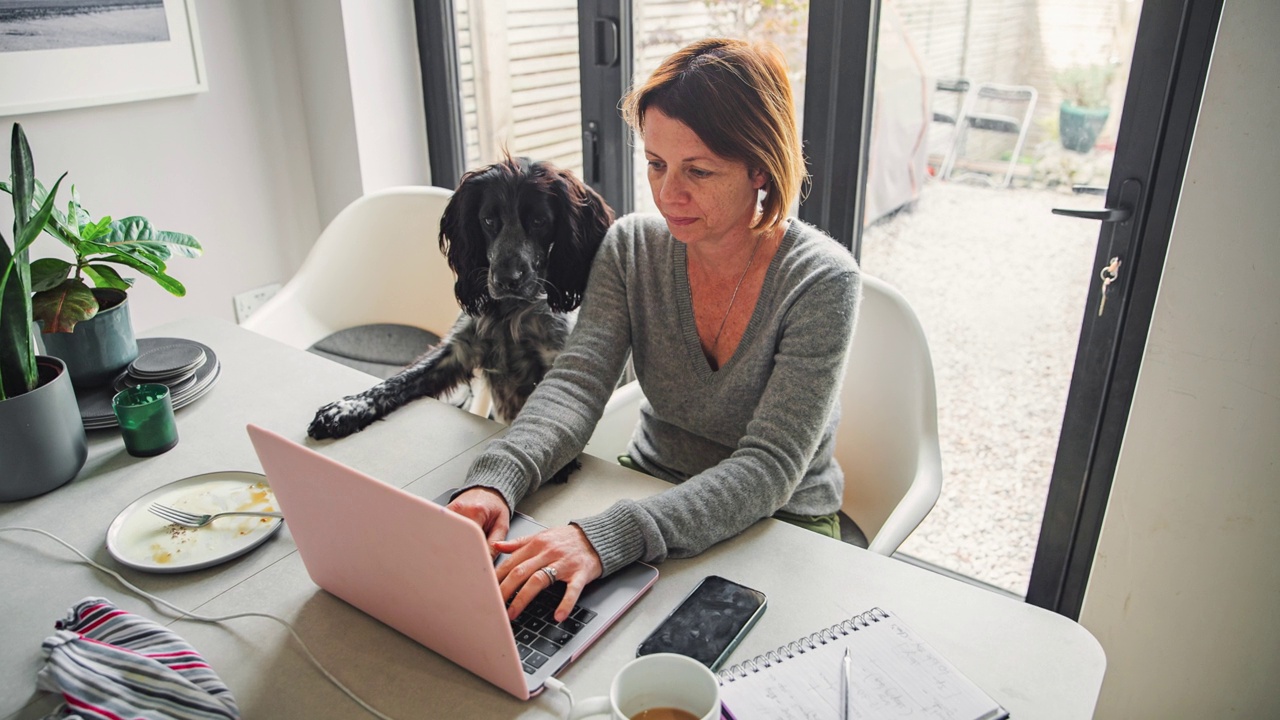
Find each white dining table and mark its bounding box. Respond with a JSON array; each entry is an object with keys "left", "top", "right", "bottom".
[{"left": 1, "top": 317, "right": 1105, "bottom": 719}]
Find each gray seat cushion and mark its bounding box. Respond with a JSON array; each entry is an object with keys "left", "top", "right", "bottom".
[
  {"left": 837, "top": 511, "right": 870, "bottom": 549},
  {"left": 307, "top": 324, "right": 440, "bottom": 380}
]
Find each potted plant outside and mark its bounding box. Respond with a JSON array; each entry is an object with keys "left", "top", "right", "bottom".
[
  {"left": 1, "top": 145, "right": 202, "bottom": 388},
  {"left": 0, "top": 124, "right": 87, "bottom": 501},
  {"left": 1056, "top": 63, "right": 1116, "bottom": 153}
]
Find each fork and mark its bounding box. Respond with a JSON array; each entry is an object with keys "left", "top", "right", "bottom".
[{"left": 148, "top": 502, "right": 283, "bottom": 528}]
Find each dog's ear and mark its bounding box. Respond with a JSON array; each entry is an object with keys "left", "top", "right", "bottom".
[
  {"left": 543, "top": 165, "right": 616, "bottom": 312},
  {"left": 440, "top": 167, "right": 492, "bottom": 315}
]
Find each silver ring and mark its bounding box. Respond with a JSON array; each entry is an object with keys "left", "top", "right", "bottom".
[{"left": 539, "top": 566, "right": 558, "bottom": 584}]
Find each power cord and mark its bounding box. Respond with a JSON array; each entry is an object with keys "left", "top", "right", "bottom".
[
  {"left": 543, "top": 676, "right": 575, "bottom": 714},
  {"left": 0, "top": 526, "right": 396, "bottom": 720}
]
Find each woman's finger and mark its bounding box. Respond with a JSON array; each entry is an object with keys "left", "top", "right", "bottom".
[
  {"left": 446, "top": 488, "right": 512, "bottom": 556},
  {"left": 503, "top": 560, "right": 552, "bottom": 619},
  {"left": 493, "top": 537, "right": 535, "bottom": 582},
  {"left": 485, "top": 513, "right": 511, "bottom": 550},
  {"left": 555, "top": 576, "right": 586, "bottom": 624}
]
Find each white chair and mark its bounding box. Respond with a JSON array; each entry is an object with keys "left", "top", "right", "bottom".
[
  {"left": 940, "top": 82, "right": 1038, "bottom": 189},
  {"left": 243, "top": 185, "right": 491, "bottom": 417},
  {"left": 583, "top": 274, "right": 943, "bottom": 556},
  {"left": 836, "top": 275, "right": 942, "bottom": 555}
]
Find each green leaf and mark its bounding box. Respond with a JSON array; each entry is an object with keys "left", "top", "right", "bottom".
[
  {"left": 70, "top": 185, "right": 91, "bottom": 227},
  {"left": 1, "top": 125, "right": 38, "bottom": 397},
  {"left": 11, "top": 123, "right": 35, "bottom": 229},
  {"left": 80, "top": 215, "right": 113, "bottom": 242},
  {"left": 83, "top": 263, "right": 133, "bottom": 291},
  {"left": 79, "top": 239, "right": 164, "bottom": 271},
  {"left": 0, "top": 227, "right": 36, "bottom": 399},
  {"left": 97, "top": 253, "right": 185, "bottom": 296},
  {"left": 14, "top": 173, "right": 66, "bottom": 257},
  {"left": 104, "top": 217, "right": 203, "bottom": 261},
  {"left": 30, "top": 257, "right": 72, "bottom": 291},
  {"left": 153, "top": 230, "right": 202, "bottom": 258},
  {"left": 32, "top": 278, "right": 98, "bottom": 333},
  {"left": 105, "top": 216, "right": 170, "bottom": 261}
]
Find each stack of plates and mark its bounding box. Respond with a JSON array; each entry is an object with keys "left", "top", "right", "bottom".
[{"left": 77, "top": 338, "right": 222, "bottom": 430}]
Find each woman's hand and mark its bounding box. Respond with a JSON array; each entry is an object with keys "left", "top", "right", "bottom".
[
  {"left": 446, "top": 487, "right": 511, "bottom": 556},
  {"left": 494, "top": 525, "right": 603, "bottom": 623}
]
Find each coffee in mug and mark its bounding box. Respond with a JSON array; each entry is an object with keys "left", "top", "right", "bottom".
[
  {"left": 567, "top": 653, "right": 720, "bottom": 720},
  {"left": 631, "top": 708, "right": 699, "bottom": 720}
]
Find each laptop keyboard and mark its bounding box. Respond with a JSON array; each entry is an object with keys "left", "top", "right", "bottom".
[{"left": 510, "top": 584, "right": 597, "bottom": 675}]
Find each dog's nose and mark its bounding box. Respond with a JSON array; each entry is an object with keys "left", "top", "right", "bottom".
[{"left": 493, "top": 268, "right": 526, "bottom": 293}]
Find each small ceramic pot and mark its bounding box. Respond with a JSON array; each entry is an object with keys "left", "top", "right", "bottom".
[{"left": 41, "top": 287, "right": 138, "bottom": 389}]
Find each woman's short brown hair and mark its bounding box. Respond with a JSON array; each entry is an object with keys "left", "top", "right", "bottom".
[{"left": 622, "top": 38, "right": 806, "bottom": 231}]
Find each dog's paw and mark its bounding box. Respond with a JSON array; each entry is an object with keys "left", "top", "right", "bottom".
[{"left": 307, "top": 396, "right": 378, "bottom": 440}]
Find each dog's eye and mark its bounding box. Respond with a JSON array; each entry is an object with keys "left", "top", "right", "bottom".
[
  {"left": 530, "top": 217, "right": 549, "bottom": 229},
  {"left": 482, "top": 217, "right": 497, "bottom": 228}
]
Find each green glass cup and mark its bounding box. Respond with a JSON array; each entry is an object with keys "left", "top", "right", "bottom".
[{"left": 112, "top": 384, "right": 179, "bottom": 457}]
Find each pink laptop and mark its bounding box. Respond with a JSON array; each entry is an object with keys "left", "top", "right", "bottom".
[{"left": 246, "top": 424, "right": 658, "bottom": 699}]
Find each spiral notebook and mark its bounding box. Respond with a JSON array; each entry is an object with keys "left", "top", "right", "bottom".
[{"left": 717, "top": 607, "right": 1008, "bottom": 720}]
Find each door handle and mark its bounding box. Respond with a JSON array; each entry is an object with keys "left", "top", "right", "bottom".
[
  {"left": 594, "top": 18, "right": 619, "bottom": 67},
  {"left": 1052, "top": 178, "right": 1140, "bottom": 223},
  {"left": 1051, "top": 207, "right": 1131, "bottom": 222}
]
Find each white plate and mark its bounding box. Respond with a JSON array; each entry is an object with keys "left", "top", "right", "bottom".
[{"left": 106, "top": 471, "right": 284, "bottom": 573}]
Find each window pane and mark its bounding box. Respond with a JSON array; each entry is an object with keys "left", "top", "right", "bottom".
[
  {"left": 630, "top": 1, "right": 810, "bottom": 214},
  {"left": 454, "top": 0, "right": 584, "bottom": 175}
]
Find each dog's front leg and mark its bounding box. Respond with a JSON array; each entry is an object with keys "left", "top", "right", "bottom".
[{"left": 308, "top": 342, "right": 475, "bottom": 440}]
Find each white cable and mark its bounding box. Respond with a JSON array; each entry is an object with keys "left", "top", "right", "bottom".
[
  {"left": 0, "top": 526, "right": 396, "bottom": 720},
  {"left": 542, "top": 676, "right": 575, "bottom": 718}
]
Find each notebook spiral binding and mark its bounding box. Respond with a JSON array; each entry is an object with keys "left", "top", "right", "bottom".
[{"left": 717, "top": 607, "right": 891, "bottom": 683}]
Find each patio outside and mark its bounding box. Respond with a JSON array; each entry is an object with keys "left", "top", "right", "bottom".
[{"left": 859, "top": 142, "right": 1116, "bottom": 595}]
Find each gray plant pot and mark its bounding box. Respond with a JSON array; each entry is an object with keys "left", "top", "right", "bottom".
[
  {"left": 0, "top": 356, "right": 88, "bottom": 502},
  {"left": 41, "top": 287, "right": 138, "bottom": 389}
]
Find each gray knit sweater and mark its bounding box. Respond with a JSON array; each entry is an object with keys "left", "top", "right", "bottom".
[{"left": 463, "top": 213, "right": 861, "bottom": 576}]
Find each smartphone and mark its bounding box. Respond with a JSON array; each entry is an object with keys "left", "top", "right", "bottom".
[{"left": 636, "top": 575, "right": 767, "bottom": 672}]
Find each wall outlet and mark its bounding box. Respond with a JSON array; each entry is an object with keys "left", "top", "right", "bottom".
[{"left": 233, "top": 282, "right": 282, "bottom": 324}]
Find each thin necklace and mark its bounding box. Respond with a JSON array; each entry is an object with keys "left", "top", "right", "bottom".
[{"left": 709, "top": 230, "right": 766, "bottom": 350}]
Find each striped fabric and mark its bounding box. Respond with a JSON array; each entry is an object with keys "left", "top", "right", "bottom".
[{"left": 36, "top": 597, "right": 240, "bottom": 720}]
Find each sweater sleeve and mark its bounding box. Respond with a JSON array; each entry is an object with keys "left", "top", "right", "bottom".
[
  {"left": 576, "top": 265, "right": 862, "bottom": 575},
  {"left": 459, "top": 219, "right": 637, "bottom": 513}
]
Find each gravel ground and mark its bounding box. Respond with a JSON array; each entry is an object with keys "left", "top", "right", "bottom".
[{"left": 858, "top": 180, "right": 1102, "bottom": 595}]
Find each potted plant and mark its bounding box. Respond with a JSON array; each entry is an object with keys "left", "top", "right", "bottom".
[
  {"left": 1056, "top": 63, "right": 1116, "bottom": 153},
  {"left": 1, "top": 137, "right": 202, "bottom": 388},
  {"left": 0, "top": 123, "right": 87, "bottom": 501}
]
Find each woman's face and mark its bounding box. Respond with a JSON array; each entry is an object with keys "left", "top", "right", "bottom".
[{"left": 642, "top": 109, "right": 765, "bottom": 249}]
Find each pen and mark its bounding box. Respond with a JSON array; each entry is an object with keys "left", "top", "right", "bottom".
[{"left": 841, "top": 647, "right": 852, "bottom": 720}]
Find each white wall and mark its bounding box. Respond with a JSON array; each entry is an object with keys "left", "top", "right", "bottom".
[
  {"left": 288, "top": 0, "right": 431, "bottom": 228},
  {"left": 1079, "top": 1, "right": 1280, "bottom": 716},
  {"left": 2, "top": 0, "right": 430, "bottom": 333},
  {"left": 1, "top": 1, "right": 322, "bottom": 332}
]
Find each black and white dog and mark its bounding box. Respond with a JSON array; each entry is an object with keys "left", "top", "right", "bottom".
[{"left": 307, "top": 157, "right": 614, "bottom": 442}]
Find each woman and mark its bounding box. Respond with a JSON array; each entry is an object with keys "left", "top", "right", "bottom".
[{"left": 447, "top": 38, "right": 861, "bottom": 624}]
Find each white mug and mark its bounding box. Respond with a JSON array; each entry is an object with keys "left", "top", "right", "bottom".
[{"left": 568, "top": 653, "right": 721, "bottom": 720}]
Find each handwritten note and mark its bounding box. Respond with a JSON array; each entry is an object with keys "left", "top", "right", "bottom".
[{"left": 719, "top": 610, "right": 1006, "bottom": 720}]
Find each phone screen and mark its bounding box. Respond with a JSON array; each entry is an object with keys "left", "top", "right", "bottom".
[{"left": 636, "top": 575, "right": 767, "bottom": 671}]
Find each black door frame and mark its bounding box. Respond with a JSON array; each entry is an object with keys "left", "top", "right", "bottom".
[
  {"left": 1026, "top": 0, "right": 1222, "bottom": 618},
  {"left": 414, "top": 0, "right": 1223, "bottom": 620},
  {"left": 798, "top": 0, "right": 880, "bottom": 255},
  {"left": 413, "top": 0, "right": 466, "bottom": 189}
]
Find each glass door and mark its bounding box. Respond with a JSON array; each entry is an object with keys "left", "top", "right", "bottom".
[
  {"left": 849, "top": 0, "right": 1221, "bottom": 609},
  {"left": 856, "top": 0, "right": 1141, "bottom": 596},
  {"left": 452, "top": 0, "right": 585, "bottom": 176},
  {"left": 628, "top": 1, "right": 811, "bottom": 214}
]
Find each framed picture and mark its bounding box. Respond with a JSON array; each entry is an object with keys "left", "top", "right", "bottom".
[{"left": 0, "top": 0, "right": 207, "bottom": 116}]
